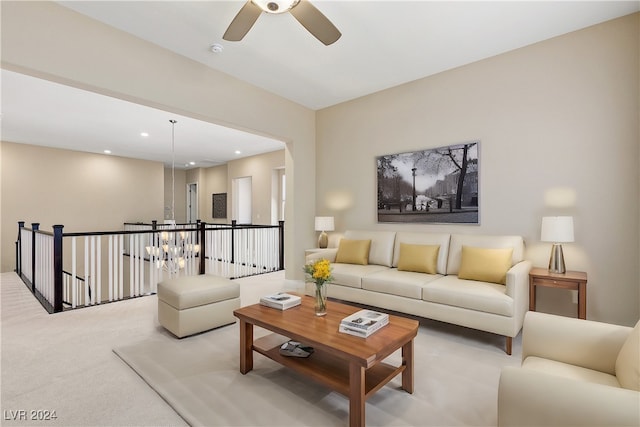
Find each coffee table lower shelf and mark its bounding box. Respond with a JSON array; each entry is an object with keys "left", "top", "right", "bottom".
[{"left": 254, "top": 333, "right": 406, "bottom": 399}]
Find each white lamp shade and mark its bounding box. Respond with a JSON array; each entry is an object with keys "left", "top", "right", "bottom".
[
  {"left": 541, "top": 216, "right": 574, "bottom": 243},
  {"left": 314, "top": 216, "right": 335, "bottom": 232}
]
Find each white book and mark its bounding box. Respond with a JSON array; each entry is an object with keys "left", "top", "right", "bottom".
[
  {"left": 339, "top": 324, "right": 369, "bottom": 338},
  {"left": 340, "top": 309, "right": 389, "bottom": 329},
  {"left": 339, "top": 321, "right": 388, "bottom": 338},
  {"left": 339, "top": 309, "right": 389, "bottom": 337},
  {"left": 260, "top": 293, "right": 301, "bottom": 310}
]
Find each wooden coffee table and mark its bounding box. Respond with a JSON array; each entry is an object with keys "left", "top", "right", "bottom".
[{"left": 233, "top": 295, "right": 419, "bottom": 427}]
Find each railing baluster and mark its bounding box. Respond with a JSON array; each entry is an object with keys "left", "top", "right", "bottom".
[
  {"left": 118, "top": 234, "right": 124, "bottom": 300},
  {"left": 84, "top": 236, "right": 89, "bottom": 306},
  {"left": 132, "top": 233, "right": 137, "bottom": 295},
  {"left": 20, "top": 228, "right": 31, "bottom": 284},
  {"left": 72, "top": 237, "right": 77, "bottom": 308},
  {"left": 129, "top": 234, "right": 134, "bottom": 298},
  {"left": 114, "top": 235, "right": 120, "bottom": 300},
  {"left": 108, "top": 235, "right": 113, "bottom": 302},
  {"left": 138, "top": 233, "right": 144, "bottom": 295},
  {"left": 91, "top": 236, "right": 96, "bottom": 305},
  {"left": 96, "top": 235, "right": 102, "bottom": 304},
  {"left": 148, "top": 234, "right": 154, "bottom": 294},
  {"left": 31, "top": 223, "right": 39, "bottom": 293}
]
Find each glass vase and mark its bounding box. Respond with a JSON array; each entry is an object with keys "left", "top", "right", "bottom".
[{"left": 314, "top": 283, "right": 327, "bottom": 316}]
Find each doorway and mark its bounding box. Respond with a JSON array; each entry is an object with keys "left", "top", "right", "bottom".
[
  {"left": 233, "top": 176, "right": 252, "bottom": 224},
  {"left": 271, "top": 167, "right": 285, "bottom": 224},
  {"left": 187, "top": 182, "right": 198, "bottom": 223}
]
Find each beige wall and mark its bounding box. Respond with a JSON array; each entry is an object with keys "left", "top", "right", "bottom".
[
  {"left": 1, "top": 1, "right": 317, "bottom": 280},
  {"left": 163, "top": 149, "right": 285, "bottom": 225},
  {"left": 316, "top": 14, "right": 639, "bottom": 325},
  {"left": 0, "top": 142, "right": 164, "bottom": 272},
  {"left": 197, "top": 150, "right": 285, "bottom": 224},
  {"left": 225, "top": 150, "right": 285, "bottom": 224},
  {"left": 201, "top": 164, "right": 228, "bottom": 224}
]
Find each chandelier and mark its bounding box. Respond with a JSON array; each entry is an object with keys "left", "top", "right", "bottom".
[
  {"left": 146, "top": 229, "right": 200, "bottom": 274},
  {"left": 145, "top": 119, "right": 200, "bottom": 275}
]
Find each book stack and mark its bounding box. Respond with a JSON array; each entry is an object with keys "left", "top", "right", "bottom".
[
  {"left": 259, "top": 293, "right": 302, "bottom": 310},
  {"left": 339, "top": 309, "right": 389, "bottom": 338}
]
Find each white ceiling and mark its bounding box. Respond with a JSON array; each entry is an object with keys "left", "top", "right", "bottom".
[
  {"left": 2, "top": 1, "right": 638, "bottom": 167},
  {"left": 1, "top": 69, "right": 286, "bottom": 168}
]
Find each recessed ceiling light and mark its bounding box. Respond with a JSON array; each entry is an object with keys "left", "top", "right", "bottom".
[
  {"left": 235, "top": 150, "right": 242, "bottom": 155},
  {"left": 140, "top": 132, "right": 149, "bottom": 137},
  {"left": 104, "top": 150, "right": 112, "bottom": 154},
  {"left": 189, "top": 161, "right": 196, "bottom": 166}
]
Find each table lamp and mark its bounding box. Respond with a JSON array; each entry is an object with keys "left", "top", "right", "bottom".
[
  {"left": 314, "top": 216, "right": 334, "bottom": 248},
  {"left": 541, "top": 216, "right": 574, "bottom": 274}
]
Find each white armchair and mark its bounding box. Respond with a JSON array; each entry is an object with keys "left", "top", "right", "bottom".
[{"left": 498, "top": 311, "right": 639, "bottom": 426}]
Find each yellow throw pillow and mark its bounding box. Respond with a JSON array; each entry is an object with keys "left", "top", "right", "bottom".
[
  {"left": 335, "top": 239, "right": 371, "bottom": 265},
  {"left": 458, "top": 246, "right": 513, "bottom": 285},
  {"left": 397, "top": 243, "right": 440, "bottom": 274}
]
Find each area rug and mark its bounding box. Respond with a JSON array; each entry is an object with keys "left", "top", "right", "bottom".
[{"left": 113, "top": 319, "right": 521, "bottom": 427}]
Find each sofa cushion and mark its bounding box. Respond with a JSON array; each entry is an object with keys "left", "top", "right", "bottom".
[
  {"left": 331, "top": 263, "right": 390, "bottom": 289},
  {"left": 344, "top": 230, "right": 396, "bottom": 267},
  {"left": 393, "top": 232, "right": 451, "bottom": 274},
  {"left": 458, "top": 246, "right": 513, "bottom": 285},
  {"left": 523, "top": 356, "right": 621, "bottom": 388},
  {"left": 362, "top": 269, "right": 441, "bottom": 299},
  {"left": 447, "top": 234, "right": 524, "bottom": 275},
  {"left": 335, "top": 239, "right": 371, "bottom": 265},
  {"left": 397, "top": 243, "right": 439, "bottom": 274},
  {"left": 615, "top": 320, "right": 640, "bottom": 391},
  {"left": 422, "top": 275, "right": 513, "bottom": 316}
]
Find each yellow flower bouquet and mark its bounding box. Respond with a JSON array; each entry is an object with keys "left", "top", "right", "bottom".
[{"left": 304, "top": 258, "right": 334, "bottom": 315}]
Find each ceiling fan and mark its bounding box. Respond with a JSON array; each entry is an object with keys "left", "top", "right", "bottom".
[{"left": 223, "top": 0, "right": 341, "bottom": 46}]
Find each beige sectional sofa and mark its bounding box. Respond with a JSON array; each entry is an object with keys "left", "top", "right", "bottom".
[{"left": 305, "top": 230, "right": 531, "bottom": 354}]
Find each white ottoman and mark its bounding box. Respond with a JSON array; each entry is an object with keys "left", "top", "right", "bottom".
[{"left": 157, "top": 274, "right": 240, "bottom": 338}]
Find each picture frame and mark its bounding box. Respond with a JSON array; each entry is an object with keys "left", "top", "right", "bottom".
[
  {"left": 377, "top": 141, "right": 479, "bottom": 224},
  {"left": 212, "top": 193, "right": 227, "bottom": 219}
]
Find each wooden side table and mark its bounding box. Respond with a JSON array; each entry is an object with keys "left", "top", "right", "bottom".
[{"left": 529, "top": 267, "right": 588, "bottom": 319}]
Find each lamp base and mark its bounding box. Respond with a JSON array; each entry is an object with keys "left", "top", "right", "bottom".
[
  {"left": 318, "top": 231, "right": 328, "bottom": 249},
  {"left": 548, "top": 243, "right": 566, "bottom": 274}
]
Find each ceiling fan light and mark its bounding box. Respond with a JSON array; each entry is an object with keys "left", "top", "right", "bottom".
[{"left": 252, "top": 0, "right": 300, "bottom": 14}]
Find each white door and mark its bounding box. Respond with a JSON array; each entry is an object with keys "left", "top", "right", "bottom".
[
  {"left": 187, "top": 183, "right": 198, "bottom": 223},
  {"left": 233, "top": 176, "right": 252, "bottom": 224}
]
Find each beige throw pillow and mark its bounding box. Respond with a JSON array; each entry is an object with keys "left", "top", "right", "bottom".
[
  {"left": 458, "top": 246, "right": 513, "bottom": 284},
  {"left": 397, "top": 243, "right": 440, "bottom": 274},
  {"left": 616, "top": 320, "right": 640, "bottom": 391},
  {"left": 335, "top": 239, "right": 371, "bottom": 265}
]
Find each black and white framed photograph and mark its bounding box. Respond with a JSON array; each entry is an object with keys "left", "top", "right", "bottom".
[
  {"left": 212, "top": 193, "right": 227, "bottom": 219},
  {"left": 377, "top": 141, "right": 479, "bottom": 224}
]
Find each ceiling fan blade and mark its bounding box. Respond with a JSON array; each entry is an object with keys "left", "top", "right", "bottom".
[
  {"left": 290, "top": 0, "right": 341, "bottom": 46},
  {"left": 223, "top": 1, "right": 263, "bottom": 41}
]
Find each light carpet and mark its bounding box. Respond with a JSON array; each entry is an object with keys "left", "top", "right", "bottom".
[{"left": 113, "top": 318, "right": 522, "bottom": 427}]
